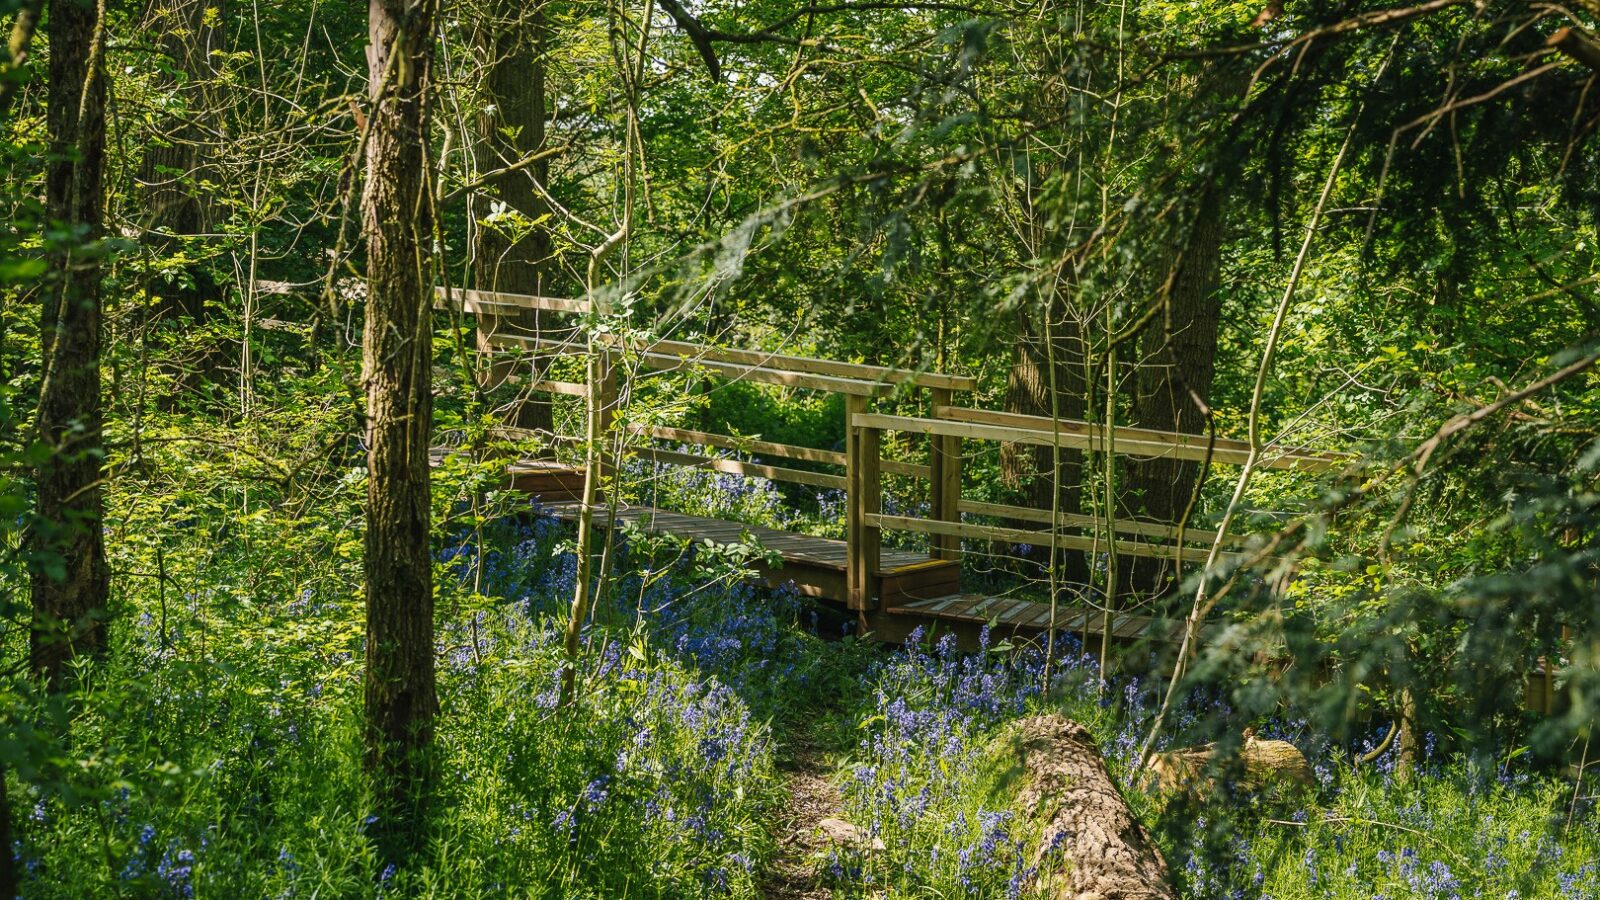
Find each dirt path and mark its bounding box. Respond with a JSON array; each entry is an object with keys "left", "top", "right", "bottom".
[{"left": 760, "top": 742, "right": 842, "bottom": 899}]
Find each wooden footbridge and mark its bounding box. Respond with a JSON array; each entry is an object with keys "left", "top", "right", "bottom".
[{"left": 436, "top": 288, "right": 1343, "bottom": 654}]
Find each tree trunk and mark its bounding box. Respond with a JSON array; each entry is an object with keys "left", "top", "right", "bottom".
[
  {"left": 363, "top": 0, "right": 440, "bottom": 856},
  {"left": 997, "top": 715, "right": 1175, "bottom": 900},
  {"left": 471, "top": 0, "right": 553, "bottom": 434},
  {"left": 29, "top": 0, "right": 110, "bottom": 688},
  {"left": 1003, "top": 297, "right": 1089, "bottom": 584},
  {"left": 1122, "top": 190, "right": 1225, "bottom": 598},
  {"left": 138, "top": 0, "right": 224, "bottom": 403},
  {"left": 1395, "top": 686, "right": 1420, "bottom": 784},
  {"left": 0, "top": 761, "right": 16, "bottom": 899}
]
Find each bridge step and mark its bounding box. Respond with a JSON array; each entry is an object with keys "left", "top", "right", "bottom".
[
  {"left": 428, "top": 448, "right": 587, "bottom": 500},
  {"left": 880, "top": 593, "right": 1191, "bottom": 645}
]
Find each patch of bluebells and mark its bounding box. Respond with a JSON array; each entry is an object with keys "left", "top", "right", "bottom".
[
  {"left": 427, "top": 573, "right": 774, "bottom": 896},
  {"left": 629, "top": 453, "right": 797, "bottom": 529},
  {"left": 440, "top": 510, "right": 825, "bottom": 720},
  {"left": 115, "top": 824, "right": 198, "bottom": 899},
  {"left": 832, "top": 627, "right": 1093, "bottom": 895}
]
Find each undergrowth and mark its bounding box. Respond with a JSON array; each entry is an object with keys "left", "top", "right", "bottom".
[{"left": 6, "top": 421, "right": 1597, "bottom": 898}]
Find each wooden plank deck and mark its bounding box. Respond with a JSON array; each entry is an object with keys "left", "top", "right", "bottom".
[{"left": 869, "top": 592, "right": 1194, "bottom": 657}]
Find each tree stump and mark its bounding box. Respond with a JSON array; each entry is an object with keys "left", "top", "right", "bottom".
[
  {"left": 995, "top": 715, "right": 1175, "bottom": 900},
  {"left": 1142, "top": 728, "right": 1312, "bottom": 797}
]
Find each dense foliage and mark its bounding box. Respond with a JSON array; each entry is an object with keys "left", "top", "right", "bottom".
[{"left": 4, "top": 0, "right": 1600, "bottom": 896}]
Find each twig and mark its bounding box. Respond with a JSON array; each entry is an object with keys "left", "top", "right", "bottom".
[
  {"left": 1138, "top": 84, "right": 1365, "bottom": 771},
  {"left": 440, "top": 142, "right": 568, "bottom": 203}
]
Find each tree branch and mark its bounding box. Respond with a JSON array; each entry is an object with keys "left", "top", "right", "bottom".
[
  {"left": 1548, "top": 26, "right": 1600, "bottom": 75},
  {"left": 655, "top": 0, "right": 727, "bottom": 82},
  {"left": 654, "top": 0, "right": 991, "bottom": 81},
  {"left": 0, "top": 0, "right": 42, "bottom": 119}
]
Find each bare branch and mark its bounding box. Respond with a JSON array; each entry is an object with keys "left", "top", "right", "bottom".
[{"left": 1548, "top": 25, "right": 1600, "bottom": 74}]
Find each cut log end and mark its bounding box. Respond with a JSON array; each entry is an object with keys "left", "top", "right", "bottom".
[{"left": 1142, "top": 729, "right": 1313, "bottom": 797}]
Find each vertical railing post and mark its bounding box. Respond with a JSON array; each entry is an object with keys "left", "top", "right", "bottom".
[
  {"left": 928, "top": 388, "right": 961, "bottom": 560},
  {"left": 845, "top": 395, "right": 868, "bottom": 610},
  {"left": 856, "top": 423, "right": 883, "bottom": 612}
]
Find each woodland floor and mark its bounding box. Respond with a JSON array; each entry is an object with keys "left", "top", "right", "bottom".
[{"left": 760, "top": 737, "right": 843, "bottom": 900}]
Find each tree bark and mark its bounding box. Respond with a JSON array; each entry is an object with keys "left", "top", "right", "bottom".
[
  {"left": 1003, "top": 298, "right": 1089, "bottom": 583},
  {"left": 29, "top": 0, "right": 110, "bottom": 688},
  {"left": 363, "top": 0, "right": 440, "bottom": 856},
  {"left": 1122, "top": 189, "right": 1225, "bottom": 598},
  {"left": 997, "top": 715, "right": 1175, "bottom": 900},
  {"left": 471, "top": 0, "right": 553, "bottom": 434},
  {"left": 1394, "top": 686, "right": 1420, "bottom": 783},
  {"left": 138, "top": 0, "right": 224, "bottom": 402}
]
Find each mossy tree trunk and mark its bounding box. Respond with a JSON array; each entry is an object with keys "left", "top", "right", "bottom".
[
  {"left": 471, "top": 0, "right": 553, "bottom": 434},
  {"left": 1122, "top": 189, "right": 1225, "bottom": 598},
  {"left": 362, "top": 0, "right": 441, "bottom": 857},
  {"left": 29, "top": 0, "right": 110, "bottom": 688}
]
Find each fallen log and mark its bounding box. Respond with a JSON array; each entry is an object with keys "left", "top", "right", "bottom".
[
  {"left": 1142, "top": 727, "right": 1312, "bottom": 796},
  {"left": 993, "top": 715, "right": 1175, "bottom": 900}
]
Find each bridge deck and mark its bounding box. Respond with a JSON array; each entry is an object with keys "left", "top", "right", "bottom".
[
  {"left": 443, "top": 451, "right": 1188, "bottom": 659},
  {"left": 887, "top": 594, "right": 1188, "bottom": 641}
]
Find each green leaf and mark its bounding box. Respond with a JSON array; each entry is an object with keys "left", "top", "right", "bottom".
[{"left": 0, "top": 257, "right": 45, "bottom": 283}]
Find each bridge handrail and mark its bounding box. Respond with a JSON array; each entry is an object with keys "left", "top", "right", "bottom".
[
  {"left": 440, "top": 288, "right": 976, "bottom": 391},
  {"left": 956, "top": 499, "right": 1249, "bottom": 548},
  {"left": 631, "top": 423, "right": 931, "bottom": 479},
  {"left": 487, "top": 334, "right": 897, "bottom": 397},
  {"left": 435, "top": 287, "right": 593, "bottom": 315},
  {"left": 854, "top": 412, "right": 1342, "bottom": 471},
  {"left": 932, "top": 405, "right": 1348, "bottom": 468},
  {"left": 619, "top": 337, "right": 976, "bottom": 392},
  {"left": 864, "top": 513, "right": 1248, "bottom": 565}
]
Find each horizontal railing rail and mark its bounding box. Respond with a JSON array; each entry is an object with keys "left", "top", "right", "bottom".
[
  {"left": 490, "top": 334, "right": 897, "bottom": 397},
  {"left": 864, "top": 513, "right": 1245, "bottom": 565},
  {"left": 615, "top": 337, "right": 976, "bottom": 391},
  {"left": 632, "top": 446, "right": 850, "bottom": 491},
  {"left": 434, "top": 287, "right": 594, "bottom": 315},
  {"left": 930, "top": 405, "right": 1346, "bottom": 471},
  {"left": 955, "top": 499, "right": 1247, "bottom": 548},
  {"left": 628, "top": 423, "right": 930, "bottom": 479},
  {"left": 856, "top": 412, "right": 1341, "bottom": 471}
]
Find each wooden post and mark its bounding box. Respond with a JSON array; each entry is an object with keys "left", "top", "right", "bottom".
[
  {"left": 928, "top": 388, "right": 961, "bottom": 560},
  {"left": 845, "top": 395, "right": 869, "bottom": 610},
  {"left": 858, "top": 424, "right": 882, "bottom": 612}
]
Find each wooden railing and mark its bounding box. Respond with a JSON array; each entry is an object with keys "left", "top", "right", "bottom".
[
  {"left": 436, "top": 288, "right": 974, "bottom": 608},
  {"left": 846, "top": 409, "right": 1348, "bottom": 608},
  {"left": 437, "top": 287, "right": 1348, "bottom": 613}
]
